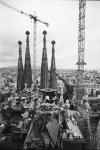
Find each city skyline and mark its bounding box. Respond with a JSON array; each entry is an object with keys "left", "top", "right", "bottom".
[{"left": 0, "top": 0, "right": 100, "bottom": 70}]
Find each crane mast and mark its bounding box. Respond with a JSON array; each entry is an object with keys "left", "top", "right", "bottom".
[
  {"left": 76, "top": 0, "right": 87, "bottom": 101},
  {"left": 0, "top": 0, "right": 49, "bottom": 85},
  {"left": 76, "top": 0, "right": 86, "bottom": 76},
  {"left": 33, "top": 12, "right": 37, "bottom": 84}
]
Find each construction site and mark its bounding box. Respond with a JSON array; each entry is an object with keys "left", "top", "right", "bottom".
[{"left": 0, "top": 0, "right": 100, "bottom": 150}]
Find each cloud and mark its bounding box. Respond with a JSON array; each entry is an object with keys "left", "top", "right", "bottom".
[{"left": 0, "top": 0, "right": 100, "bottom": 69}]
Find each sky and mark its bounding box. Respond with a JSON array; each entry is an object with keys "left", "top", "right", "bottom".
[{"left": 0, "top": 0, "right": 100, "bottom": 70}]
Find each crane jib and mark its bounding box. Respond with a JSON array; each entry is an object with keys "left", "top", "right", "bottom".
[{"left": 0, "top": 0, "right": 49, "bottom": 85}]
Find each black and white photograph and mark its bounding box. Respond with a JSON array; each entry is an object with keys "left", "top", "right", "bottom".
[{"left": 0, "top": 0, "right": 100, "bottom": 150}]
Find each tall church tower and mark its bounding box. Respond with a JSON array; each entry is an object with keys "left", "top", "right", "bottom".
[
  {"left": 24, "top": 31, "right": 32, "bottom": 88},
  {"left": 49, "top": 40, "right": 57, "bottom": 89},
  {"left": 40, "top": 30, "right": 48, "bottom": 89},
  {"left": 17, "top": 41, "right": 25, "bottom": 93}
]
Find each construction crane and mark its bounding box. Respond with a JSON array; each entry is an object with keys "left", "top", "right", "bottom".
[
  {"left": 76, "top": 0, "right": 86, "bottom": 82},
  {"left": 0, "top": 0, "right": 49, "bottom": 84},
  {"left": 75, "top": 0, "right": 98, "bottom": 102},
  {"left": 75, "top": 0, "right": 87, "bottom": 102}
]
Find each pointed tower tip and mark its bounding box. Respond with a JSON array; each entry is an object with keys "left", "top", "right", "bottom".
[
  {"left": 26, "top": 31, "right": 30, "bottom": 35},
  {"left": 51, "top": 40, "right": 56, "bottom": 45},
  {"left": 43, "top": 30, "right": 47, "bottom": 35},
  {"left": 18, "top": 41, "right": 22, "bottom": 45}
]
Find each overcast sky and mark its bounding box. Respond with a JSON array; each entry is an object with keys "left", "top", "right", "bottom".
[{"left": 0, "top": 0, "right": 100, "bottom": 70}]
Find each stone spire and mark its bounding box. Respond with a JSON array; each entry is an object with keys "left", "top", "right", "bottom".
[
  {"left": 40, "top": 30, "right": 48, "bottom": 89},
  {"left": 24, "top": 31, "right": 32, "bottom": 88},
  {"left": 49, "top": 40, "right": 57, "bottom": 89},
  {"left": 17, "top": 41, "right": 25, "bottom": 93}
]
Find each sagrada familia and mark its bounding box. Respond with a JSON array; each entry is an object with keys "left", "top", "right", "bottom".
[{"left": 17, "top": 30, "right": 57, "bottom": 93}]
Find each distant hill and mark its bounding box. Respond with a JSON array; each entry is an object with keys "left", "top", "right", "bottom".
[
  {"left": 0, "top": 66, "right": 17, "bottom": 72},
  {"left": 0, "top": 66, "right": 41, "bottom": 74},
  {"left": 0, "top": 66, "right": 99, "bottom": 73}
]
